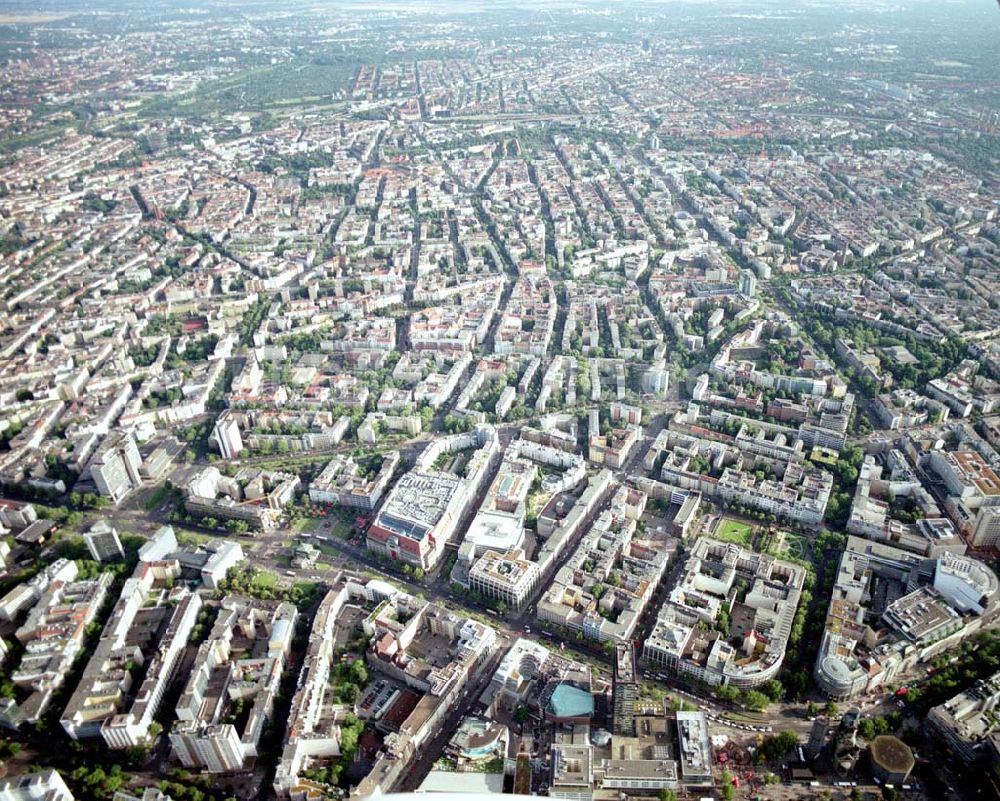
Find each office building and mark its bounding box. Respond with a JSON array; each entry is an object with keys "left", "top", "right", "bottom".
[
  {"left": 641, "top": 362, "right": 670, "bottom": 397},
  {"left": 928, "top": 670, "right": 1000, "bottom": 763},
  {"left": 0, "top": 501, "right": 37, "bottom": 532},
  {"left": 0, "top": 770, "right": 74, "bottom": 801},
  {"left": 138, "top": 525, "right": 178, "bottom": 563},
  {"left": 929, "top": 450, "right": 1000, "bottom": 510},
  {"left": 84, "top": 521, "right": 125, "bottom": 562},
  {"left": 368, "top": 427, "right": 498, "bottom": 570},
  {"left": 90, "top": 431, "right": 143, "bottom": 504},
  {"left": 814, "top": 537, "right": 1000, "bottom": 700},
  {"left": 676, "top": 711, "right": 713, "bottom": 783},
  {"left": 468, "top": 549, "right": 540, "bottom": 610},
  {"left": 612, "top": 643, "right": 638, "bottom": 736},
  {"left": 213, "top": 410, "right": 243, "bottom": 460},
  {"left": 971, "top": 506, "right": 1000, "bottom": 550}
]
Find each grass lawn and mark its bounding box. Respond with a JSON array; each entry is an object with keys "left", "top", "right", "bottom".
[
  {"left": 325, "top": 511, "right": 354, "bottom": 540},
  {"left": 141, "top": 483, "right": 172, "bottom": 512},
  {"left": 249, "top": 569, "right": 279, "bottom": 592},
  {"left": 526, "top": 490, "right": 551, "bottom": 521},
  {"left": 782, "top": 532, "right": 809, "bottom": 561},
  {"left": 293, "top": 516, "right": 325, "bottom": 533},
  {"left": 175, "top": 528, "right": 217, "bottom": 547},
  {"left": 722, "top": 710, "right": 768, "bottom": 723},
  {"left": 314, "top": 540, "right": 343, "bottom": 558},
  {"left": 295, "top": 509, "right": 355, "bottom": 539},
  {"left": 759, "top": 529, "right": 809, "bottom": 563},
  {"left": 715, "top": 517, "right": 754, "bottom": 545}
]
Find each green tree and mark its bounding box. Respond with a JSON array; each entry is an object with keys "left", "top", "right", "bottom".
[
  {"left": 720, "top": 768, "right": 735, "bottom": 801},
  {"left": 757, "top": 731, "right": 799, "bottom": 762},
  {"left": 716, "top": 684, "right": 740, "bottom": 704},
  {"left": 762, "top": 679, "right": 785, "bottom": 703},
  {"left": 350, "top": 660, "right": 368, "bottom": 687},
  {"left": 741, "top": 689, "right": 770, "bottom": 711},
  {"left": 716, "top": 608, "right": 731, "bottom": 633}
]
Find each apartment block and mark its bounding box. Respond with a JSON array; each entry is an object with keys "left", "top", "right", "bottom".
[
  {"left": 0, "top": 567, "right": 113, "bottom": 728},
  {"left": 537, "top": 485, "right": 668, "bottom": 644},
  {"left": 170, "top": 597, "right": 298, "bottom": 772},
  {"left": 60, "top": 560, "right": 202, "bottom": 747},
  {"left": 185, "top": 466, "right": 300, "bottom": 531},
  {"left": 309, "top": 451, "right": 400, "bottom": 511},
  {"left": 644, "top": 538, "right": 806, "bottom": 688},
  {"left": 213, "top": 409, "right": 244, "bottom": 460}
]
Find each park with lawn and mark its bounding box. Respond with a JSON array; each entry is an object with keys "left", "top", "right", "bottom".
[{"left": 714, "top": 517, "right": 754, "bottom": 546}]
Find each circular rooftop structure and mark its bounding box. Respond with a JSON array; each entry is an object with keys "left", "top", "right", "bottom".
[
  {"left": 517, "top": 651, "right": 542, "bottom": 681},
  {"left": 816, "top": 655, "right": 862, "bottom": 698}
]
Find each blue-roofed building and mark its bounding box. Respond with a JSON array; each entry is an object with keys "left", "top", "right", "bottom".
[{"left": 546, "top": 682, "right": 594, "bottom": 722}]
